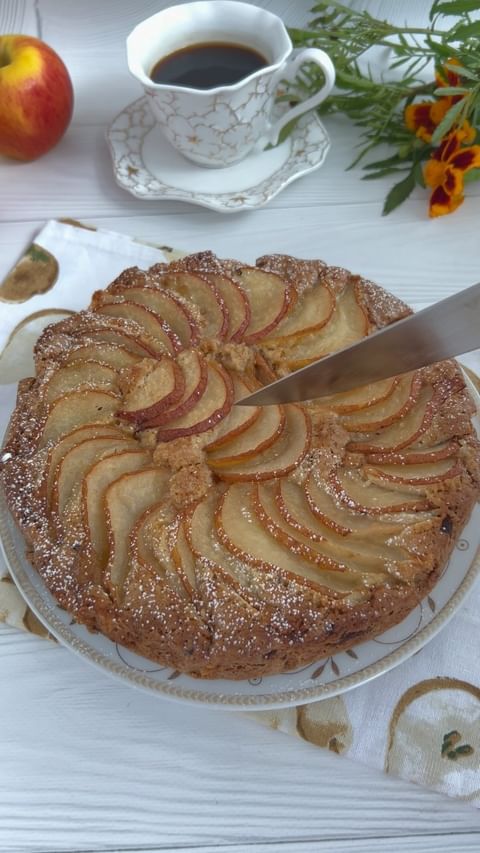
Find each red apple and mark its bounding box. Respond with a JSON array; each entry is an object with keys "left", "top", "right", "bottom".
[{"left": 0, "top": 34, "right": 73, "bottom": 161}]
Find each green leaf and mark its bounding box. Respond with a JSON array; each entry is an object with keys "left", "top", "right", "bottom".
[
  {"left": 431, "top": 98, "right": 466, "bottom": 144},
  {"left": 363, "top": 153, "right": 406, "bottom": 170},
  {"left": 276, "top": 115, "right": 302, "bottom": 144},
  {"left": 445, "top": 63, "right": 479, "bottom": 81},
  {"left": 311, "top": 0, "right": 362, "bottom": 15},
  {"left": 464, "top": 167, "right": 480, "bottom": 184},
  {"left": 433, "top": 0, "right": 480, "bottom": 15},
  {"left": 382, "top": 171, "right": 416, "bottom": 215},
  {"left": 427, "top": 39, "right": 455, "bottom": 59},
  {"left": 450, "top": 20, "right": 480, "bottom": 40},
  {"left": 347, "top": 140, "right": 380, "bottom": 170},
  {"left": 444, "top": 730, "right": 461, "bottom": 741},
  {"left": 27, "top": 245, "right": 51, "bottom": 264},
  {"left": 433, "top": 86, "right": 470, "bottom": 96},
  {"left": 264, "top": 114, "right": 302, "bottom": 150},
  {"left": 287, "top": 26, "right": 321, "bottom": 42},
  {"left": 362, "top": 167, "right": 409, "bottom": 180},
  {"left": 414, "top": 161, "right": 426, "bottom": 187},
  {"left": 455, "top": 744, "right": 474, "bottom": 756}
]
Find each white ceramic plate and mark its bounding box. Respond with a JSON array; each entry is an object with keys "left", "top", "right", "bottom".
[
  {"left": 106, "top": 96, "right": 330, "bottom": 212},
  {"left": 1, "top": 452, "right": 479, "bottom": 710}
]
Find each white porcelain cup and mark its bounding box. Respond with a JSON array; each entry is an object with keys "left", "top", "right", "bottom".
[{"left": 127, "top": 1, "right": 335, "bottom": 168}]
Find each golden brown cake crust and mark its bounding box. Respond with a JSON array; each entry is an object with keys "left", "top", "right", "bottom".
[{"left": 2, "top": 252, "right": 480, "bottom": 680}]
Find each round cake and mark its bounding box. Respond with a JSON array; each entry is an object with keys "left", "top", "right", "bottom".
[{"left": 2, "top": 252, "right": 479, "bottom": 679}]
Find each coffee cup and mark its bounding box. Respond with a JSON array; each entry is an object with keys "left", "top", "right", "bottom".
[{"left": 127, "top": 1, "right": 335, "bottom": 168}]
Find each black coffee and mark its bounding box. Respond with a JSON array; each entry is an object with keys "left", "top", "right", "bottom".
[{"left": 150, "top": 42, "right": 268, "bottom": 89}]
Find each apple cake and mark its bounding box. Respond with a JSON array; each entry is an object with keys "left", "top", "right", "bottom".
[{"left": 2, "top": 252, "right": 480, "bottom": 679}]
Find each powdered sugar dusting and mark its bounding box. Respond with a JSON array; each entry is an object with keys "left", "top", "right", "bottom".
[{"left": 1, "top": 252, "right": 479, "bottom": 680}]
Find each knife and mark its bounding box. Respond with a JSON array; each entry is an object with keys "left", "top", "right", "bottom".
[{"left": 237, "top": 280, "right": 480, "bottom": 406}]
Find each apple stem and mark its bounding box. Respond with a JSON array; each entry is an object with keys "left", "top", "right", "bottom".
[{"left": 0, "top": 47, "right": 11, "bottom": 68}]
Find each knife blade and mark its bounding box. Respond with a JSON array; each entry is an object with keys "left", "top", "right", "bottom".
[{"left": 237, "top": 280, "right": 480, "bottom": 406}]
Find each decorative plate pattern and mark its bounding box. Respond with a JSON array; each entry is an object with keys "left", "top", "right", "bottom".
[{"left": 106, "top": 97, "right": 330, "bottom": 213}]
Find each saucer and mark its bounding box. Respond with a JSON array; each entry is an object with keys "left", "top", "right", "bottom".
[{"left": 106, "top": 97, "right": 330, "bottom": 213}]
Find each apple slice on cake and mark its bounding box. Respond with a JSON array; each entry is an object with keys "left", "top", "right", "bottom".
[
  {"left": 117, "top": 356, "right": 185, "bottom": 425},
  {"left": 37, "top": 313, "right": 168, "bottom": 361},
  {"left": 227, "top": 266, "right": 294, "bottom": 344},
  {"left": 339, "top": 373, "right": 422, "bottom": 432},
  {"left": 207, "top": 403, "right": 285, "bottom": 467},
  {"left": 205, "top": 374, "right": 261, "bottom": 451},
  {"left": 262, "top": 280, "right": 335, "bottom": 345},
  {"left": 64, "top": 342, "right": 140, "bottom": 371},
  {"left": 132, "top": 502, "right": 180, "bottom": 576},
  {"left": 50, "top": 435, "right": 137, "bottom": 522},
  {"left": 157, "top": 269, "right": 229, "bottom": 340},
  {"left": 214, "top": 405, "right": 311, "bottom": 481},
  {"left": 102, "top": 281, "right": 200, "bottom": 347},
  {"left": 274, "top": 479, "right": 409, "bottom": 566},
  {"left": 155, "top": 361, "right": 234, "bottom": 441},
  {"left": 365, "top": 441, "right": 458, "bottom": 466},
  {"left": 76, "top": 328, "right": 164, "bottom": 359},
  {"left": 252, "top": 482, "right": 393, "bottom": 576},
  {"left": 160, "top": 253, "right": 251, "bottom": 342},
  {"left": 82, "top": 449, "right": 150, "bottom": 565},
  {"left": 203, "top": 272, "right": 251, "bottom": 342},
  {"left": 141, "top": 350, "right": 209, "bottom": 429},
  {"left": 42, "top": 360, "right": 119, "bottom": 403},
  {"left": 329, "top": 469, "right": 432, "bottom": 514},
  {"left": 304, "top": 470, "right": 433, "bottom": 536},
  {"left": 43, "top": 423, "right": 126, "bottom": 508},
  {"left": 38, "top": 388, "right": 121, "bottom": 447},
  {"left": 317, "top": 376, "right": 399, "bottom": 415},
  {"left": 94, "top": 300, "right": 182, "bottom": 354},
  {"left": 273, "top": 281, "right": 369, "bottom": 370},
  {"left": 216, "top": 483, "right": 370, "bottom": 593},
  {"left": 347, "top": 386, "right": 435, "bottom": 453},
  {"left": 103, "top": 467, "right": 170, "bottom": 593},
  {"left": 364, "top": 458, "right": 462, "bottom": 486}
]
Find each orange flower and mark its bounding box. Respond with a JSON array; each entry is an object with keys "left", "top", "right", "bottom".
[
  {"left": 405, "top": 59, "right": 468, "bottom": 143},
  {"left": 435, "top": 57, "right": 462, "bottom": 92},
  {"left": 405, "top": 98, "right": 451, "bottom": 142},
  {"left": 424, "top": 128, "right": 480, "bottom": 217}
]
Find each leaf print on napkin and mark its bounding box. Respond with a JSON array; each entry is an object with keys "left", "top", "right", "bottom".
[
  {"left": 386, "top": 677, "right": 480, "bottom": 802},
  {"left": 441, "top": 730, "right": 474, "bottom": 761},
  {"left": 297, "top": 695, "right": 353, "bottom": 754},
  {"left": 0, "top": 244, "right": 58, "bottom": 302}
]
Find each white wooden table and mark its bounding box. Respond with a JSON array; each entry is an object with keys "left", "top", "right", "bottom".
[{"left": 1, "top": 2, "right": 480, "bottom": 851}]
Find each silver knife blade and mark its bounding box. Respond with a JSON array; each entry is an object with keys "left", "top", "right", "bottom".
[{"left": 238, "top": 280, "right": 480, "bottom": 406}]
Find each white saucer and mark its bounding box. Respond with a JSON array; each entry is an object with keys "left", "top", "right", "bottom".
[{"left": 106, "top": 96, "right": 330, "bottom": 213}]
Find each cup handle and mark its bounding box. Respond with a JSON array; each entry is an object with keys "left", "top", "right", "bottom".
[{"left": 267, "top": 48, "right": 335, "bottom": 145}]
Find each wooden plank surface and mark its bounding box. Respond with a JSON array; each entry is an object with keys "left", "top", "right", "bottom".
[{"left": 2, "top": 625, "right": 480, "bottom": 852}]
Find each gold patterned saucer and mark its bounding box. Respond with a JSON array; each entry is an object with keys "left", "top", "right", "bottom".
[{"left": 106, "top": 97, "right": 330, "bottom": 213}]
